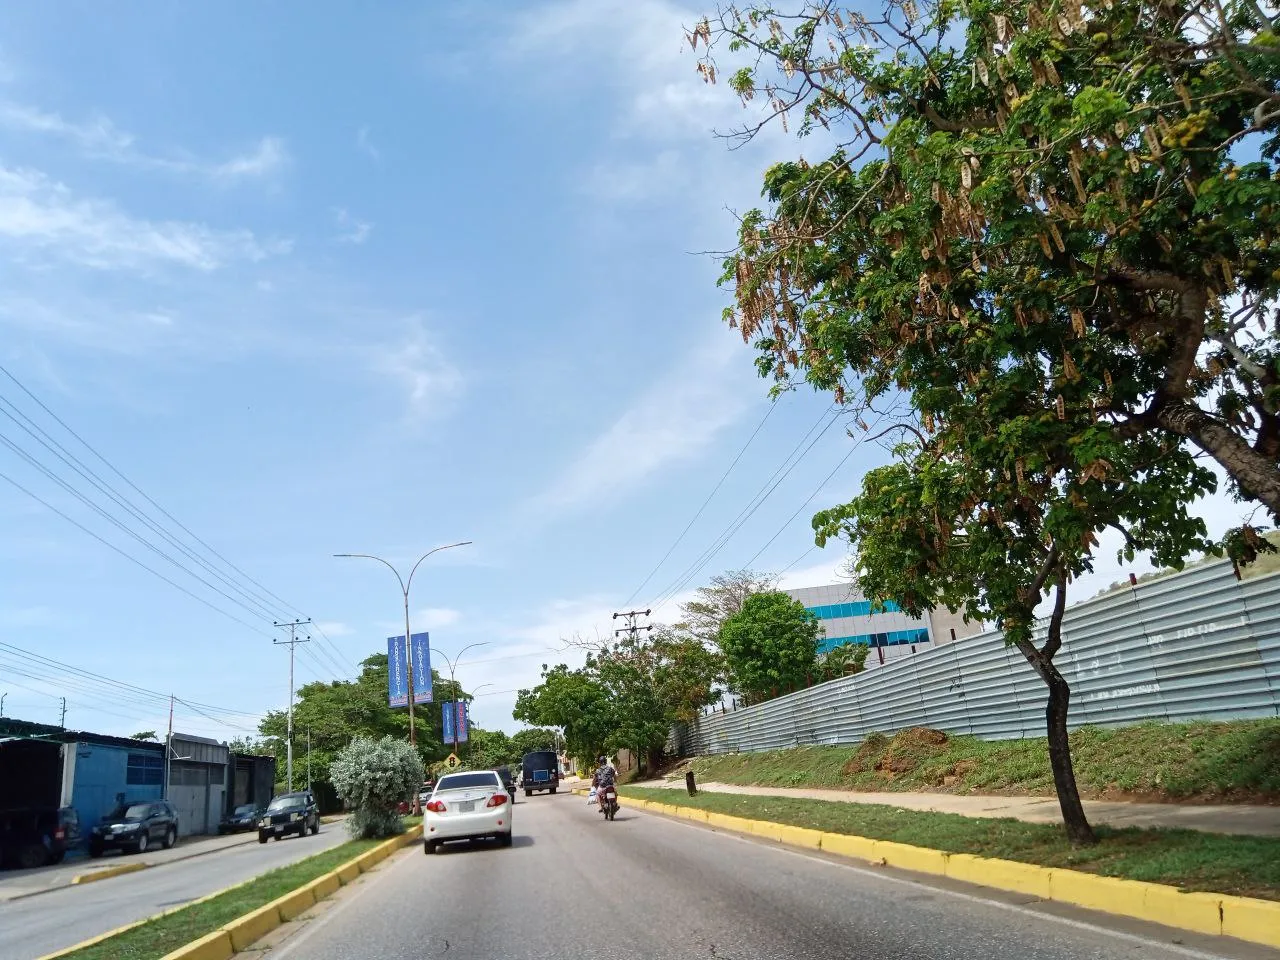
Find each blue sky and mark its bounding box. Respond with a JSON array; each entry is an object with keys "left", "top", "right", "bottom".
[{"left": 0, "top": 1, "right": 1245, "bottom": 739}]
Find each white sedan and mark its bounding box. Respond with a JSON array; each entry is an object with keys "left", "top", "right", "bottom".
[{"left": 423, "top": 771, "right": 513, "bottom": 853}]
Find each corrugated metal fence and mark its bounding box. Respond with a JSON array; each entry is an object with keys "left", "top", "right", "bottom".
[{"left": 671, "top": 560, "right": 1280, "bottom": 756}]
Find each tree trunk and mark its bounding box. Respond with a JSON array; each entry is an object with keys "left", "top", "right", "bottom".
[
  {"left": 1155, "top": 399, "right": 1280, "bottom": 519},
  {"left": 1014, "top": 638, "right": 1096, "bottom": 845},
  {"left": 1013, "top": 574, "right": 1096, "bottom": 846}
]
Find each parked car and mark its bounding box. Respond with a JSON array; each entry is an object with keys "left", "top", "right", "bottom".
[
  {"left": 89, "top": 800, "right": 178, "bottom": 857},
  {"left": 218, "top": 803, "right": 262, "bottom": 834},
  {"left": 494, "top": 765, "right": 516, "bottom": 801},
  {"left": 520, "top": 750, "right": 559, "bottom": 796},
  {"left": 0, "top": 806, "right": 78, "bottom": 869},
  {"left": 257, "top": 792, "right": 319, "bottom": 843},
  {"left": 423, "top": 771, "right": 512, "bottom": 853}
]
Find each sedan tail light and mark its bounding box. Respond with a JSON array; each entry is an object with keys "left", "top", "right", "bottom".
[
  {"left": 486, "top": 794, "right": 508, "bottom": 808},
  {"left": 425, "top": 800, "right": 447, "bottom": 813}
]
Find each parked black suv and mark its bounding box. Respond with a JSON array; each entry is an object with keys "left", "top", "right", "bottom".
[
  {"left": 89, "top": 800, "right": 178, "bottom": 857},
  {"left": 0, "top": 806, "right": 79, "bottom": 869},
  {"left": 257, "top": 792, "right": 319, "bottom": 843}
]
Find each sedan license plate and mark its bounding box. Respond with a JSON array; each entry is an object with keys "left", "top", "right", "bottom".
[{"left": 458, "top": 800, "right": 475, "bottom": 813}]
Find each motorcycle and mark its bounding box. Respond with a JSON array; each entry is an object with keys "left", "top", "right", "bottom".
[{"left": 598, "top": 784, "right": 618, "bottom": 821}]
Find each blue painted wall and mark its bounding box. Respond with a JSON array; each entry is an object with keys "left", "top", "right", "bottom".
[{"left": 70, "top": 742, "right": 163, "bottom": 843}]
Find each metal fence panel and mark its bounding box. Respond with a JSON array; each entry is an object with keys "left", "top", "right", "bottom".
[{"left": 675, "top": 561, "right": 1280, "bottom": 756}]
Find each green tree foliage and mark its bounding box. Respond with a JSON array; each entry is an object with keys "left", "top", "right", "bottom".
[
  {"left": 689, "top": 0, "right": 1280, "bottom": 843},
  {"left": 817, "top": 642, "right": 869, "bottom": 681},
  {"left": 259, "top": 653, "right": 465, "bottom": 795},
  {"left": 514, "top": 665, "right": 613, "bottom": 767},
  {"left": 679, "top": 569, "right": 779, "bottom": 641},
  {"left": 329, "top": 735, "right": 423, "bottom": 839},
  {"left": 130, "top": 731, "right": 158, "bottom": 741},
  {"left": 513, "top": 629, "right": 722, "bottom": 769},
  {"left": 718, "top": 592, "right": 821, "bottom": 703},
  {"left": 509, "top": 727, "right": 559, "bottom": 758}
]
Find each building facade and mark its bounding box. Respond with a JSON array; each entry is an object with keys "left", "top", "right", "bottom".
[{"left": 784, "top": 582, "right": 934, "bottom": 666}]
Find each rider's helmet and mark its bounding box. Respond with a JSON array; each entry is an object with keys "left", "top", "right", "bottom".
[{"left": 597, "top": 755, "right": 607, "bottom": 765}]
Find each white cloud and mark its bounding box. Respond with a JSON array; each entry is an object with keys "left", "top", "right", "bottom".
[
  {"left": 0, "top": 100, "right": 288, "bottom": 182},
  {"left": 529, "top": 332, "right": 752, "bottom": 518},
  {"left": 415, "top": 607, "right": 461, "bottom": 629},
  {"left": 0, "top": 166, "right": 289, "bottom": 272},
  {"left": 356, "top": 126, "right": 380, "bottom": 162},
  {"left": 372, "top": 317, "right": 464, "bottom": 420},
  {"left": 333, "top": 207, "right": 373, "bottom": 244},
  {"left": 211, "top": 137, "right": 290, "bottom": 181}
]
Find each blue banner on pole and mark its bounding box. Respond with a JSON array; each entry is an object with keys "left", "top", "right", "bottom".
[
  {"left": 387, "top": 633, "right": 433, "bottom": 707},
  {"left": 442, "top": 701, "right": 455, "bottom": 743},
  {"left": 455, "top": 700, "right": 469, "bottom": 743},
  {"left": 410, "top": 632, "right": 432, "bottom": 705},
  {"left": 387, "top": 636, "right": 408, "bottom": 707}
]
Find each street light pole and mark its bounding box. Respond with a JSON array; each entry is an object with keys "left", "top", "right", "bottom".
[
  {"left": 335, "top": 542, "right": 472, "bottom": 812},
  {"left": 434, "top": 643, "right": 490, "bottom": 756},
  {"left": 461, "top": 683, "right": 493, "bottom": 759}
]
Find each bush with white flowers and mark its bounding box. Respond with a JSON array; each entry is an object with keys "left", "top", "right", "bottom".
[{"left": 330, "top": 735, "right": 423, "bottom": 839}]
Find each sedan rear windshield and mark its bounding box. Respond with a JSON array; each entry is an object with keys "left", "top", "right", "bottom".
[{"left": 436, "top": 773, "right": 501, "bottom": 791}]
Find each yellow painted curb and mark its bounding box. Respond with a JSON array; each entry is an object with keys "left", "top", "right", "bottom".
[
  {"left": 72, "top": 861, "right": 149, "bottom": 884},
  {"left": 946, "top": 852, "right": 1051, "bottom": 900},
  {"left": 301, "top": 872, "right": 341, "bottom": 901},
  {"left": 40, "top": 834, "right": 412, "bottom": 960},
  {"left": 158, "top": 929, "right": 234, "bottom": 960},
  {"left": 1221, "top": 894, "right": 1280, "bottom": 945},
  {"left": 273, "top": 885, "right": 317, "bottom": 922},
  {"left": 632, "top": 799, "right": 1280, "bottom": 951},
  {"left": 223, "top": 903, "right": 282, "bottom": 952}
]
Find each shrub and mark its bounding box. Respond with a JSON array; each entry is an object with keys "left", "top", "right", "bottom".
[{"left": 329, "top": 735, "right": 423, "bottom": 839}]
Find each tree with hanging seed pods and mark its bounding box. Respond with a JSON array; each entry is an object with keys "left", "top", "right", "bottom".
[{"left": 689, "top": 0, "right": 1280, "bottom": 844}]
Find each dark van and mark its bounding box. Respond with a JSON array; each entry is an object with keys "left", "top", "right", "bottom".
[{"left": 520, "top": 751, "right": 559, "bottom": 797}]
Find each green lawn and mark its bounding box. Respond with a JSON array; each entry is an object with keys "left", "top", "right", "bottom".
[
  {"left": 676, "top": 719, "right": 1280, "bottom": 801},
  {"left": 63, "top": 837, "right": 384, "bottom": 960},
  {"left": 623, "top": 786, "right": 1280, "bottom": 901}
]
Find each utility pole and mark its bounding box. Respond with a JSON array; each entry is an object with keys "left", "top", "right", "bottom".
[
  {"left": 306, "top": 728, "right": 312, "bottom": 793},
  {"left": 274, "top": 619, "right": 312, "bottom": 793},
  {"left": 59, "top": 697, "right": 66, "bottom": 729},
  {"left": 0, "top": 692, "right": 6, "bottom": 718},
  {"left": 612, "top": 608, "right": 654, "bottom": 643},
  {"left": 165, "top": 695, "right": 174, "bottom": 800}
]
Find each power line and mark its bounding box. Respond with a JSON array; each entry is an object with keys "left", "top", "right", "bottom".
[
  {"left": 0, "top": 363, "right": 309, "bottom": 619},
  {"left": 0, "top": 365, "right": 352, "bottom": 682},
  {"left": 623, "top": 400, "right": 780, "bottom": 607},
  {"left": 741, "top": 405, "right": 892, "bottom": 570},
  {"left": 0, "top": 468, "right": 276, "bottom": 637},
  {"left": 648, "top": 406, "right": 842, "bottom": 610},
  {"left": 0, "top": 397, "right": 290, "bottom": 622}
]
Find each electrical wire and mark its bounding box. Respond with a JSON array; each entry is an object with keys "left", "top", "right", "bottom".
[
  {"left": 648, "top": 405, "right": 843, "bottom": 610},
  {"left": 623, "top": 400, "right": 780, "bottom": 607}
]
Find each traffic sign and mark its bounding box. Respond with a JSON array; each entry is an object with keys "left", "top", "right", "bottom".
[{"left": 445, "top": 753, "right": 461, "bottom": 769}]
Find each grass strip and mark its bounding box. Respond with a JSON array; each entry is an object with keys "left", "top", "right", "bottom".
[
  {"left": 63, "top": 837, "right": 384, "bottom": 960},
  {"left": 679, "top": 719, "right": 1280, "bottom": 802},
  {"left": 624, "top": 786, "right": 1280, "bottom": 902}
]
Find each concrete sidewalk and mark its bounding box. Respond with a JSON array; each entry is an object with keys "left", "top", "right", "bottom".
[{"left": 637, "top": 780, "right": 1280, "bottom": 837}]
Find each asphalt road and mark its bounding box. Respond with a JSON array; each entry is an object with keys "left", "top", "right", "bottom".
[
  {"left": 262, "top": 793, "right": 1280, "bottom": 960},
  {"left": 1, "top": 825, "right": 350, "bottom": 960}
]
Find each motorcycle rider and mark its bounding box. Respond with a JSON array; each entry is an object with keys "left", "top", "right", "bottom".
[{"left": 594, "top": 755, "right": 616, "bottom": 811}]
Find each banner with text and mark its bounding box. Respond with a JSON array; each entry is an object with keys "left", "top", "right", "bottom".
[
  {"left": 386, "top": 632, "right": 433, "bottom": 707},
  {"left": 442, "top": 700, "right": 455, "bottom": 743},
  {"left": 455, "top": 700, "right": 469, "bottom": 743}
]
